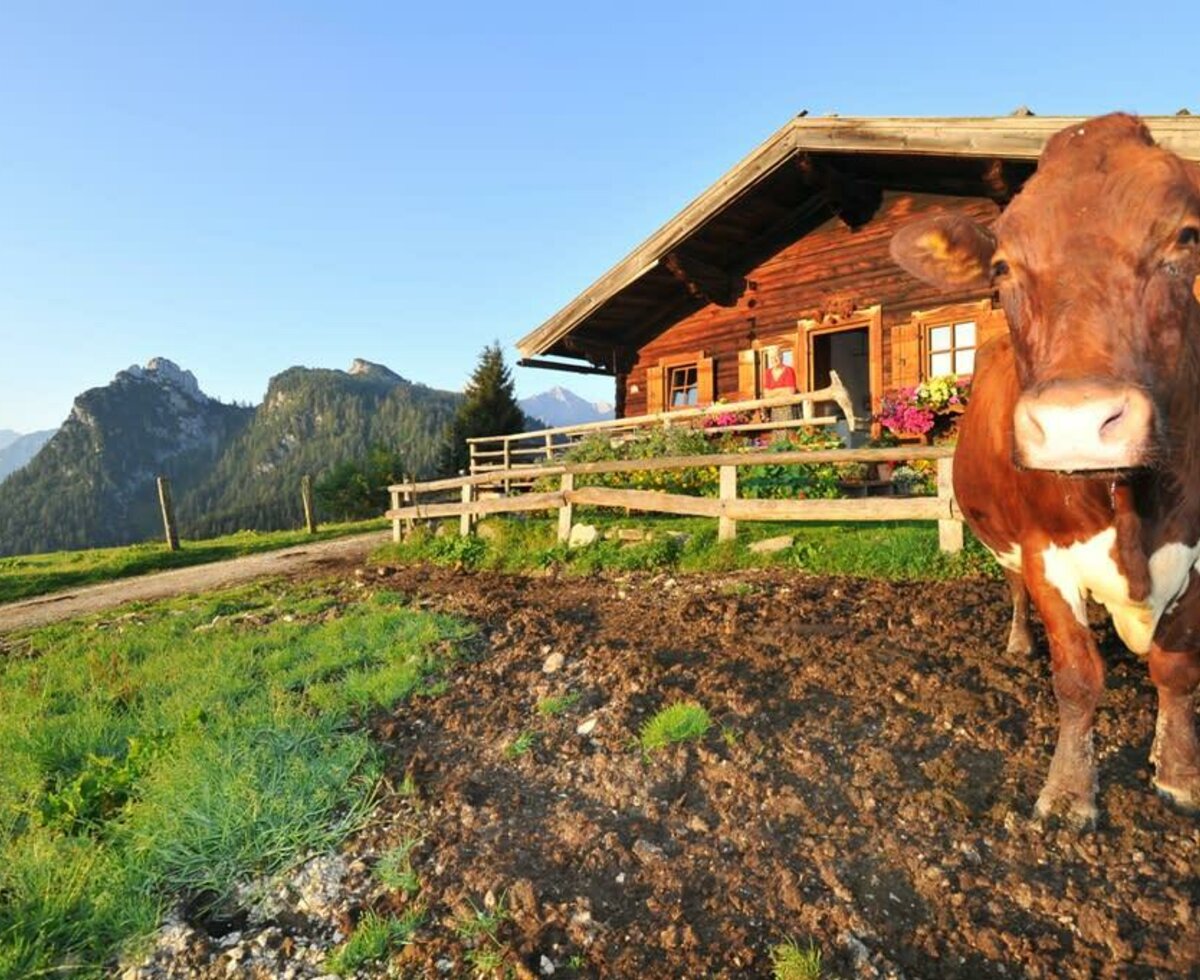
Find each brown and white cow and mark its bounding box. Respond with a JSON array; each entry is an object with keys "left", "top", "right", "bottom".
[{"left": 890, "top": 113, "right": 1200, "bottom": 827}]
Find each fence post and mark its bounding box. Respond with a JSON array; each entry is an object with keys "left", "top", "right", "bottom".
[
  {"left": 558, "top": 472, "right": 575, "bottom": 543},
  {"left": 545, "top": 432, "right": 554, "bottom": 463},
  {"left": 301, "top": 474, "right": 317, "bottom": 534},
  {"left": 503, "top": 440, "right": 512, "bottom": 495},
  {"left": 718, "top": 464, "right": 738, "bottom": 543},
  {"left": 936, "top": 456, "right": 962, "bottom": 553},
  {"left": 460, "top": 482, "right": 475, "bottom": 537},
  {"left": 156, "top": 476, "right": 180, "bottom": 551},
  {"left": 390, "top": 485, "right": 402, "bottom": 543}
]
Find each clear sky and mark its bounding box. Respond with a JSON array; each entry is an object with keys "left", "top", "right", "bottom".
[{"left": 1, "top": 1, "right": 1196, "bottom": 431}]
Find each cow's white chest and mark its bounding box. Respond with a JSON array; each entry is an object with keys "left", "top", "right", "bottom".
[{"left": 1040, "top": 528, "right": 1200, "bottom": 654}]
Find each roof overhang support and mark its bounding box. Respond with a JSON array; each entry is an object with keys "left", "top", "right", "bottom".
[
  {"left": 518, "top": 357, "right": 616, "bottom": 377},
  {"left": 662, "top": 250, "right": 747, "bottom": 307}
]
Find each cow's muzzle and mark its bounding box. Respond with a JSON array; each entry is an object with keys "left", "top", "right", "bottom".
[{"left": 1013, "top": 381, "right": 1154, "bottom": 471}]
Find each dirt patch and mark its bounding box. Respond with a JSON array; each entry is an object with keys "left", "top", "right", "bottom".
[{"left": 140, "top": 564, "right": 1200, "bottom": 978}]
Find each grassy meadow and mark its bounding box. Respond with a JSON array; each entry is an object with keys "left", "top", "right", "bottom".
[
  {"left": 0, "top": 577, "right": 475, "bottom": 978},
  {"left": 376, "top": 513, "right": 1003, "bottom": 581},
  {"left": 0, "top": 518, "right": 387, "bottom": 605}
]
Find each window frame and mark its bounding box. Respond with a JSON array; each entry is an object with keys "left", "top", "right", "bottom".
[
  {"left": 911, "top": 299, "right": 991, "bottom": 381},
  {"left": 666, "top": 362, "right": 700, "bottom": 408}
]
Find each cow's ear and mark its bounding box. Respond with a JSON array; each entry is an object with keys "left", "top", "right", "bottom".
[{"left": 890, "top": 213, "right": 996, "bottom": 290}]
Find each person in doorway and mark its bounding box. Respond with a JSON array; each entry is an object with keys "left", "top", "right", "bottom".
[{"left": 762, "top": 347, "right": 798, "bottom": 422}]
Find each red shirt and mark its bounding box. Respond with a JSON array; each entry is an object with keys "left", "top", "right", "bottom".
[{"left": 763, "top": 364, "right": 797, "bottom": 391}]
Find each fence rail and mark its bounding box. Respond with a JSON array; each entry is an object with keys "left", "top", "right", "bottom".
[
  {"left": 387, "top": 446, "right": 963, "bottom": 552},
  {"left": 466, "top": 372, "right": 859, "bottom": 479}
]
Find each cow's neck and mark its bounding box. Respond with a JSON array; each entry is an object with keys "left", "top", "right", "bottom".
[{"left": 1148, "top": 317, "right": 1200, "bottom": 546}]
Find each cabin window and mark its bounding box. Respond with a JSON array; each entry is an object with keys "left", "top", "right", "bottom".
[
  {"left": 926, "top": 320, "right": 976, "bottom": 377},
  {"left": 667, "top": 364, "right": 699, "bottom": 407}
]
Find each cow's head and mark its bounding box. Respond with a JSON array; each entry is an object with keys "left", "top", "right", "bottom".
[{"left": 891, "top": 113, "right": 1200, "bottom": 473}]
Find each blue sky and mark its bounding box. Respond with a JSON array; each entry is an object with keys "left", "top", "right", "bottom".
[{"left": 1, "top": 1, "right": 1196, "bottom": 431}]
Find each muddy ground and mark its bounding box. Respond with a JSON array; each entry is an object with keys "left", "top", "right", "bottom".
[{"left": 147, "top": 563, "right": 1200, "bottom": 979}]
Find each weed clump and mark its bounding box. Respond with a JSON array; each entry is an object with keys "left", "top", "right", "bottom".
[
  {"left": 770, "top": 939, "right": 822, "bottom": 980},
  {"left": 639, "top": 701, "right": 712, "bottom": 753},
  {"left": 325, "top": 908, "right": 422, "bottom": 975}
]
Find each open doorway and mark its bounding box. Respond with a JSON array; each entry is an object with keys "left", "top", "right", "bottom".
[{"left": 810, "top": 326, "right": 870, "bottom": 421}]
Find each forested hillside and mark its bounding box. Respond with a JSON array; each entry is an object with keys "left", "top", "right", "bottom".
[
  {"left": 177, "top": 360, "right": 459, "bottom": 537},
  {"left": 0, "top": 360, "right": 252, "bottom": 556}
]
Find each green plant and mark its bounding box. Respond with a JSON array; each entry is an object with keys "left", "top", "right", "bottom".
[
  {"left": 770, "top": 939, "right": 822, "bottom": 980},
  {"left": 466, "top": 946, "right": 509, "bottom": 978},
  {"left": 639, "top": 701, "right": 712, "bottom": 753},
  {"left": 454, "top": 897, "right": 510, "bottom": 943},
  {"left": 326, "top": 909, "right": 423, "bottom": 975},
  {"left": 741, "top": 429, "right": 844, "bottom": 501},
  {"left": 504, "top": 731, "right": 537, "bottom": 759},
  {"left": 537, "top": 692, "right": 581, "bottom": 716},
  {"left": 374, "top": 837, "right": 422, "bottom": 896}
]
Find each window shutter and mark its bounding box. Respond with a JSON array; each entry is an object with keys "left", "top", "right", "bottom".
[
  {"left": 696, "top": 355, "right": 715, "bottom": 407},
  {"left": 979, "top": 307, "right": 1009, "bottom": 349},
  {"left": 795, "top": 324, "right": 813, "bottom": 392},
  {"left": 645, "top": 365, "right": 664, "bottom": 414},
  {"left": 891, "top": 321, "right": 922, "bottom": 390},
  {"left": 737, "top": 349, "right": 757, "bottom": 399}
]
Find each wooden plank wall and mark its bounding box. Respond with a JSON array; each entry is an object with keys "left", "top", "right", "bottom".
[{"left": 625, "top": 191, "right": 1002, "bottom": 417}]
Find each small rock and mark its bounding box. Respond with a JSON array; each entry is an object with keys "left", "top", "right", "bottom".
[
  {"left": 749, "top": 534, "right": 795, "bottom": 554},
  {"left": 615, "top": 872, "right": 626, "bottom": 884},
  {"left": 568, "top": 524, "right": 598, "bottom": 548},
  {"left": 843, "top": 932, "right": 872, "bottom": 968},
  {"left": 617, "top": 528, "right": 647, "bottom": 542},
  {"left": 632, "top": 839, "right": 665, "bottom": 864},
  {"left": 540, "top": 954, "right": 556, "bottom": 976},
  {"left": 576, "top": 716, "right": 598, "bottom": 736},
  {"left": 542, "top": 651, "right": 565, "bottom": 673}
]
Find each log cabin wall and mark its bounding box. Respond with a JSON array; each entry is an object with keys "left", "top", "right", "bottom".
[{"left": 624, "top": 191, "right": 1003, "bottom": 418}]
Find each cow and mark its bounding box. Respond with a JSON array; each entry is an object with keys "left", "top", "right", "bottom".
[{"left": 890, "top": 113, "right": 1200, "bottom": 828}]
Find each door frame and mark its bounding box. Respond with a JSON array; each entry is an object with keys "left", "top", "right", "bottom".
[{"left": 797, "top": 304, "right": 882, "bottom": 417}]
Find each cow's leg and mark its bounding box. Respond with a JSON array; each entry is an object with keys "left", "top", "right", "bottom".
[
  {"left": 1005, "top": 569, "right": 1034, "bottom": 655},
  {"left": 1147, "top": 645, "right": 1200, "bottom": 810},
  {"left": 1026, "top": 570, "right": 1105, "bottom": 828}
]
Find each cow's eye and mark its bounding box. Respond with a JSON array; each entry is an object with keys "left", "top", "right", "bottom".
[
  {"left": 1178, "top": 226, "right": 1200, "bottom": 247},
  {"left": 990, "top": 259, "right": 1010, "bottom": 280}
]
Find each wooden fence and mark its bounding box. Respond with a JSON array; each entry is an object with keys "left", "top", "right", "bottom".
[
  {"left": 467, "top": 372, "right": 859, "bottom": 482},
  {"left": 388, "top": 445, "right": 963, "bottom": 553}
]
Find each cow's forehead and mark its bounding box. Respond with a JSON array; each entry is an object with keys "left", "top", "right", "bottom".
[{"left": 996, "top": 136, "right": 1199, "bottom": 254}]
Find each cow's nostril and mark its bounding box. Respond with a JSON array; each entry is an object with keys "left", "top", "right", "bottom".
[{"left": 1099, "top": 402, "right": 1128, "bottom": 440}]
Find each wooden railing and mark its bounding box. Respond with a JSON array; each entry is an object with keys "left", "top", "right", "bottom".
[
  {"left": 467, "top": 372, "right": 859, "bottom": 484},
  {"left": 388, "top": 446, "right": 963, "bottom": 553}
]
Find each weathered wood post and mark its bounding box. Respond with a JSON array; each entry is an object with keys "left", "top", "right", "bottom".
[
  {"left": 558, "top": 472, "right": 575, "bottom": 543},
  {"left": 390, "top": 485, "right": 402, "bottom": 543},
  {"left": 503, "top": 440, "right": 512, "bottom": 496},
  {"left": 545, "top": 432, "right": 554, "bottom": 463},
  {"left": 301, "top": 474, "right": 317, "bottom": 534},
  {"left": 718, "top": 464, "right": 738, "bottom": 543},
  {"left": 936, "top": 455, "right": 963, "bottom": 553},
  {"left": 156, "top": 476, "right": 180, "bottom": 551},
  {"left": 460, "top": 481, "right": 475, "bottom": 537}
]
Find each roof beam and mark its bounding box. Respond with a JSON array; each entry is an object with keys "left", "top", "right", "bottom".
[
  {"left": 662, "top": 250, "right": 747, "bottom": 307},
  {"left": 518, "top": 357, "right": 615, "bottom": 376}
]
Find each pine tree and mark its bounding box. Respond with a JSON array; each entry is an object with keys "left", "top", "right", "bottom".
[{"left": 442, "top": 342, "right": 527, "bottom": 474}]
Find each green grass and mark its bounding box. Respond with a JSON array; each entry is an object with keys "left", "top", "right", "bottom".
[
  {"left": 453, "top": 897, "right": 509, "bottom": 944},
  {"left": 325, "top": 908, "right": 423, "bottom": 975},
  {"left": 770, "top": 939, "right": 823, "bottom": 980},
  {"left": 639, "top": 701, "right": 712, "bottom": 753},
  {"left": 0, "top": 517, "right": 388, "bottom": 604},
  {"left": 374, "top": 837, "right": 423, "bottom": 897},
  {"left": 0, "top": 579, "right": 473, "bottom": 977},
  {"left": 503, "top": 730, "right": 537, "bottom": 759},
  {"left": 375, "top": 515, "right": 1001, "bottom": 582},
  {"left": 536, "top": 692, "right": 581, "bottom": 717}
]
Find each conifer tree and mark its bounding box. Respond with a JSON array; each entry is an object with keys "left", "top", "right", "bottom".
[{"left": 442, "top": 342, "right": 527, "bottom": 474}]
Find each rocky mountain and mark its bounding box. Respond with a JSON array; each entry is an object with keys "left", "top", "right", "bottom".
[
  {"left": 0, "top": 357, "right": 464, "bottom": 556},
  {"left": 177, "top": 359, "right": 460, "bottom": 538},
  {"left": 0, "top": 359, "right": 253, "bottom": 556},
  {"left": 0, "top": 428, "right": 56, "bottom": 483},
  {"left": 519, "top": 385, "right": 614, "bottom": 428}
]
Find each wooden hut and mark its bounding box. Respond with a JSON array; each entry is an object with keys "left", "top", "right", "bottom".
[{"left": 516, "top": 113, "right": 1200, "bottom": 433}]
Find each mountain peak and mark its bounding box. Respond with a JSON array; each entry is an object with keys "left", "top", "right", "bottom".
[
  {"left": 348, "top": 358, "right": 404, "bottom": 383},
  {"left": 118, "top": 358, "right": 209, "bottom": 402}
]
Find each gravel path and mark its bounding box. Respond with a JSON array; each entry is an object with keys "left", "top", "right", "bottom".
[{"left": 0, "top": 531, "right": 388, "bottom": 632}]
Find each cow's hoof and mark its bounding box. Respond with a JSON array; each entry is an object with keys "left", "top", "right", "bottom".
[
  {"left": 1033, "top": 792, "right": 1098, "bottom": 831},
  {"left": 1006, "top": 635, "right": 1034, "bottom": 656},
  {"left": 1153, "top": 778, "right": 1200, "bottom": 813}
]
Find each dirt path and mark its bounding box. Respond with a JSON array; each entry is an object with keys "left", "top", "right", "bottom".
[{"left": 0, "top": 531, "right": 388, "bottom": 632}]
